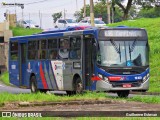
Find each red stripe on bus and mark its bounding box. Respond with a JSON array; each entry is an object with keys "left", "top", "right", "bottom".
[
  {"left": 91, "top": 76, "right": 101, "bottom": 81},
  {"left": 40, "top": 63, "right": 48, "bottom": 89}
]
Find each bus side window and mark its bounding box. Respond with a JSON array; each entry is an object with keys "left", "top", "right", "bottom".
[
  {"left": 28, "top": 41, "right": 37, "bottom": 60},
  {"left": 38, "top": 40, "right": 47, "bottom": 59},
  {"left": 59, "top": 38, "right": 70, "bottom": 59},
  {"left": 10, "top": 42, "right": 18, "bottom": 60},
  {"left": 48, "top": 39, "right": 58, "bottom": 59},
  {"left": 70, "top": 37, "right": 81, "bottom": 59}
]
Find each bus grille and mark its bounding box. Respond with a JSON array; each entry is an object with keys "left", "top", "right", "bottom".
[{"left": 110, "top": 81, "right": 142, "bottom": 87}]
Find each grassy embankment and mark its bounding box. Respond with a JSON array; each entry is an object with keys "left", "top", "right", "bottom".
[{"left": 11, "top": 27, "right": 42, "bottom": 36}]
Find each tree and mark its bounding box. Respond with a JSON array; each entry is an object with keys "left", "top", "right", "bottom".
[
  {"left": 74, "top": 11, "right": 82, "bottom": 22},
  {"left": 75, "top": 1, "right": 124, "bottom": 23},
  {"left": 96, "top": 0, "right": 134, "bottom": 20},
  {"left": 133, "top": 0, "right": 156, "bottom": 9},
  {"left": 114, "top": 0, "right": 133, "bottom": 20},
  {"left": 133, "top": 0, "right": 160, "bottom": 18},
  {"left": 52, "top": 12, "right": 62, "bottom": 23},
  {"left": 137, "top": 6, "right": 160, "bottom": 18}
]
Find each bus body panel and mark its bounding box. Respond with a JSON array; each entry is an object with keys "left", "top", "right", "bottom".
[
  {"left": 9, "top": 61, "right": 19, "bottom": 86},
  {"left": 9, "top": 27, "right": 149, "bottom": 93}
]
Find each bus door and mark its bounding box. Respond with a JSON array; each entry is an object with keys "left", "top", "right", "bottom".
[
  {"left": 83, "top": 35, "right": 95, "bottom": 90},
  {"left": 19, "top": 42, "right": 27, "bottom": 86}
]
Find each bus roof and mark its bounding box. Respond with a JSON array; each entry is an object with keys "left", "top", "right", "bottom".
[
  {"left": 42, "top": 26, "right": 91, "bottom": 34},
  {"left": 10, "top": 27, "right": 147, "bottom": 41},
  {"left": 10, "top": 27, "right": 97, "bottom": 41}
]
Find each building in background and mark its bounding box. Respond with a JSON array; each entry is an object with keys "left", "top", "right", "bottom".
[{"left": 0, "top": 20, "right": 13, "bottom": 73}]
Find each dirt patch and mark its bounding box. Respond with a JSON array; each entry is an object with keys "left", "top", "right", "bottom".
[{"left": 1, "top": 99, "right": 160, "bottom": 111}]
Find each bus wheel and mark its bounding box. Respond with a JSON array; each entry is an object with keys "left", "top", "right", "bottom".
[
  {"left": 30, "top": 76, "right": 38, "bottom": 93},
  {"left": 66, "top": 91, "right": 75, "bottom": 96},
  {"left": 39, "top": 89, "right": 48, "bottom": 93},
  {"left": 117, "top": 91, "right": 129, "bottom": 98},
  {"left": 75, "top": 78, "right": 83, "bottom": 94}
]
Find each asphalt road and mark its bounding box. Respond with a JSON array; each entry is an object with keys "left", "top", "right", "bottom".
[
  {"left": 0, "top": 82, "right": 149, "bottom": 97},
  {"left": 0, "top": 82, "right": 118, "bottom": 97},
  {"left": 0, "top": 82, "right": 31, "bottom": 94}
]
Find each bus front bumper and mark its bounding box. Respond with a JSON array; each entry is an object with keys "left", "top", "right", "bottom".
[{"left": 96, "top": 78, "right": 149, "bottom": 91}]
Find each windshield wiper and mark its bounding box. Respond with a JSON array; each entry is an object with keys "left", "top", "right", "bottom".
[
  {"left": 129, "top": 40, "right": 137, "bottom": 60},
  {"left": 110, "top": 39, "right": 121, "bottom": 62}
]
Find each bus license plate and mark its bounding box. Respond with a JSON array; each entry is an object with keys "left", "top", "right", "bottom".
[{"left": 123, "top": 84, "right": 131, "bottom": 88}]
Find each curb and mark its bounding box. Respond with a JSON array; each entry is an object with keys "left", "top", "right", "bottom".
[{"left": 18, "top": 100, "right": 112, "bottom": 107}]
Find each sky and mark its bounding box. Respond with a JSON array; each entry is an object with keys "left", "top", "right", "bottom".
[
  {"left": 0, "top": 0, "right": 101, "bottom": 28},
  {"left": 0, "top": 0, "right": 126, "bottom": 29}
]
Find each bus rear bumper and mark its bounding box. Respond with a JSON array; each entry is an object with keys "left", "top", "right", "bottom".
[{"left": 96, "top": 78, "right": 149, "bottom": 91}]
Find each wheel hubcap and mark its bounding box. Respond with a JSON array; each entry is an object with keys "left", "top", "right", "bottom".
[
  {"left": 31, "top": 82, "right": 35, "bottom": 92},
  {"left": 76, "top": 82, "right": 82, "bottom": 93}
]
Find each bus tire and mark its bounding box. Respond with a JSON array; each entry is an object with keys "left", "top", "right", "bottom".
[
  {"left": 66, "top": 91, "right": 75, "bottom": 96},
  {"left": 30, "top": 76, "right": 38, "bottom": 93},
  {"left": 117, "top": 90, "right": 129, "bottom": 98},
  {"left": 39, "top": 89, "right": 48, "bottom": 93},
  {"left": 74, "top": 78, "right": 83, "bottom": 94}
]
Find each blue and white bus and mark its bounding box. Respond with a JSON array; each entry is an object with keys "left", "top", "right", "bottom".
[{"left": 9, "top": 27, "right": 149, "bottom": 97}]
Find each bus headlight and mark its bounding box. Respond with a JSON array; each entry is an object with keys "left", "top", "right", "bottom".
[
  {"left": 147, "top": 73, "right": 150, "bottom": 78},
  {"left": 143, "top": 73, "right": 149, "bottom": 82},
  {"left": 98, "top": 74, "right": 103, "bottom": 79},
  {"left": 143, "top": 76, "right": 147, "bottom": 82},
  {"left": 104, "top": 77, "right": 109, "bottom": 83}
]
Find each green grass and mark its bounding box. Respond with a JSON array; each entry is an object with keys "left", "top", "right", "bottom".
[
  {"left": 128, "top": 95, "right": 160, "bottom": 103},
  {"left": 109, "top": 95, "right": 160, "bottom": 104},
  {"left": 108, "top": 18, "right": 160, "bottom": 92},
  {"left": 0, "top": 72, "right": 9, "bottom": 85},
  {"left": 0, "top": 91, "right": 160, "bottom": 105},
  {"left": 10, "top": 27, "right": 42, "bottom": 36},
  {"left": 0, "top": 91, "right": 106, "bottom": 104},
  {"left": 0, "top": 92, "right": 160, "bottom": 119}
]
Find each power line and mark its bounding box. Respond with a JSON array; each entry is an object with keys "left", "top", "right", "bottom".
[{"left": 25, "top": 0, "right": 52, "bottom": 5}]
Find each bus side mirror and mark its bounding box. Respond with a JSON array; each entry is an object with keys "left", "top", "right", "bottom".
[
  {"left": 92, "top": 43, "right": 97, "bottom": 59},
  {"left": 97, "top": 53, "right": 101, "bottom": 64}
]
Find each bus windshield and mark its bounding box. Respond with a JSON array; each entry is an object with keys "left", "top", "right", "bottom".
[{"left": 98, "top": 40, "right": 149, "bottom": 67}]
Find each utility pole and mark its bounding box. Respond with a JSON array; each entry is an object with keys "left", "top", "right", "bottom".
[
  {"left": 64, "top": 9, "right": 66, "bottom": 19},
  {"left": 90, "top": 0, "right": 95, "bottom": 26},
  {"left": 21, "top": 4, "right": 24, "bottom": 21},
  {"left": 107, "top": 0, "right": 111, "bottom": 24},
  {"left": 14, "top": 0, "right": 17, "bottom": 22},
  {"left": 83, "top": 0, "right": 86, "bottom": 18},
  {"left": 39, "top": 10, "right": 42, "bottom": 29},
  {"left": 29, "top": 13, "right": 30, "bottom": 27},
  {"left": 76, "top": 0, "right": 78, "bottom": 11},
  {"left": 111, "top": 2, "right": 114, "bottom": 23}
]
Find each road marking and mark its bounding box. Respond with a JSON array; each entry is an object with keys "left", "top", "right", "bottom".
[{"left": 0, "top": 84, "right": 5, "bottom": 87}]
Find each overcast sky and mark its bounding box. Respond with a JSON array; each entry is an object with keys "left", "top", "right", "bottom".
[
  {"left": 0, "top": 0, "right": 100, "bottom": 28},
  {"left": 0, "top": 0, "right": 126, "bottom": 29}
]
